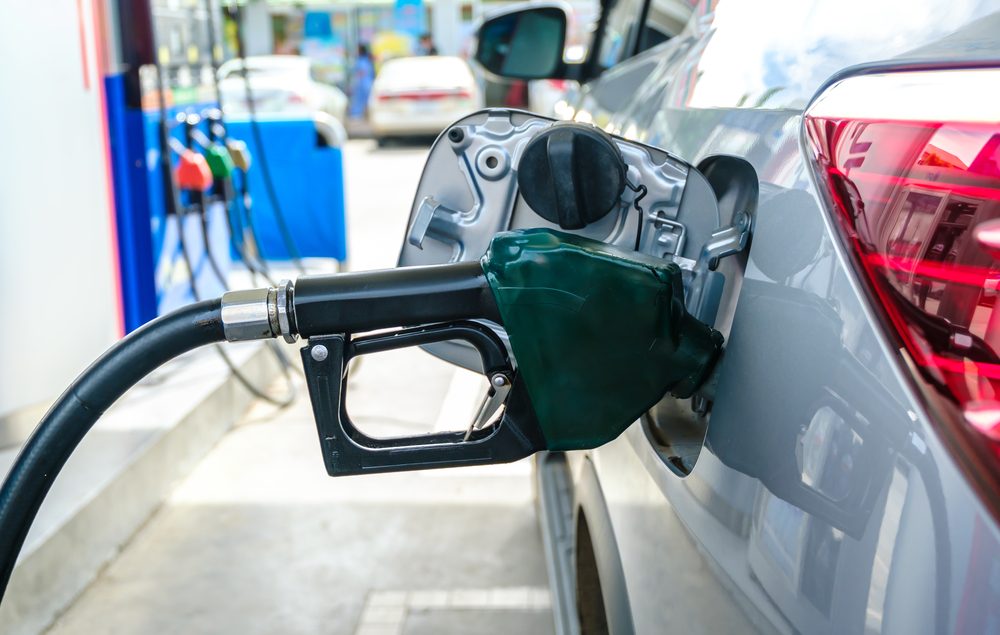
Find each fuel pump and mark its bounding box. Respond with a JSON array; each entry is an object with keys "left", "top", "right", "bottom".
[
  {"left": 0, "top": 114, "right": 747, "bottom": 612},
  {"left": 168, "top": 111, "right": 298, "bottom": 408}
]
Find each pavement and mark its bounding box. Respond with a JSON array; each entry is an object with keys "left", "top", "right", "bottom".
[{"left": 43, "top": 140, "right": 554, "bottom": 635}]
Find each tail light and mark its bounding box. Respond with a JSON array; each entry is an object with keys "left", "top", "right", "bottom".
[
  {"left": 377, "top": 89, "right": 472, "bottom": 102},
  {"left": 804, "top": 67, "right": 1000, "bottom": 490}
]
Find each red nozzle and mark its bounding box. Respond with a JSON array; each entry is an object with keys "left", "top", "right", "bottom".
[{"left": 175, "top": 150, "right": 214, "bottom": 191}]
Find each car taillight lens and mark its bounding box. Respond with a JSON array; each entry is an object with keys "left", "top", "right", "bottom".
[
  {"left": 377, "top": 89, "right": 472, "bottom": 102},
  {"left": 804, "top": 68, "right": 1000, "bottom": 464}
]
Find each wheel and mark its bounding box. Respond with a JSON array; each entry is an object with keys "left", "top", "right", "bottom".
[{"left": 576, "top": 512, "right": 610, "bottom": 635}]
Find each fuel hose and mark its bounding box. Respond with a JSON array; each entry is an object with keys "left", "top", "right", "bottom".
[
  {"left": 0, "top": 264, "right": 500, "bottom": 604},
  {"left": 0, "top": 300, "right": 225, "bottom": 600}
]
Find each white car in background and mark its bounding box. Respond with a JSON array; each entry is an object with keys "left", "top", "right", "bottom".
[
  {"left": 368, "top": 56, "right": 483, "bottom": 144},
  {"left": 218, "top": 55, "right": 348, "bottom": 123}
]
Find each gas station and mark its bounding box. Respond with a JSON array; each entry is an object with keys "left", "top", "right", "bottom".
[{"left": 4, "top": 1, "right": 994, "bottom": 634}]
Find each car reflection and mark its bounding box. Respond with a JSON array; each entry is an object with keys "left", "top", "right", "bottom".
[{"left": 702, "top": 198, "right": 955, "bottom": 633}]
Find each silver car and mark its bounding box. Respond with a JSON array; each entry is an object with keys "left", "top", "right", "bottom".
[{"left": 406, "top": 0, "right": 1000, "bottom": 632}]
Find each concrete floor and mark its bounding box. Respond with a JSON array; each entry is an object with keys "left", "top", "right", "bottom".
[{"left": 44, "top": 140, "right": 554, "bottom": 635}]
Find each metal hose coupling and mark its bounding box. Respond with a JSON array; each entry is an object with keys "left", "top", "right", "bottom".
[{"left": 220, "top": 279, "right": 298, "bottom": 343}]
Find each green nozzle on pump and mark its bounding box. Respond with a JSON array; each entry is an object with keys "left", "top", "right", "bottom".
[
  {"left": 205, "top": 143, "right": 236, "bottom": 180},
  {"left": 482, "top": 229, "right": 722, "bottom": 451}
]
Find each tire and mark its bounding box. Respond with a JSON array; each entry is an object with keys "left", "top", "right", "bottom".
[{"left": 576, "top": 512, "right": 610, "bottom": 635}]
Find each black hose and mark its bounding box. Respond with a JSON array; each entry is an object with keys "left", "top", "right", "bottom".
[
  {"left": 226, "top": 175, "right": 277, "bottom": 285},
  {"left": 0, "top": 300, "right": 225, "bottom": 602},
  {"left": 234, "top": 172, "right": 278, "bottom": 282},
  {"left": 228, "top": 5, "right": 306, "bottom": 272},
  {"left": 175, "top": 205, "right": 296, "bottom": 408},
  {"left": 193, "top": 189, "right": 231, "bottom": 288},
  {"left": 164, "top": 61, "right": 295, "bottom": 409},
  {"left": 202, "top": 2, "right": 275, "bottom": 285}
]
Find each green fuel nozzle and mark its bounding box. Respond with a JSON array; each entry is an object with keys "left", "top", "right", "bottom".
[
  {"left": 483, "top": 229, "right": 723, "bottom": 451},
  {"left": 229, "top": 228, "right": 723, "bottom": 474}
]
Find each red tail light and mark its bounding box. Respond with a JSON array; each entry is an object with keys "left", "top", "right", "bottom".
[
  {"left": 377, "top": 89, "right": 472, "bottom": 102},
  {"left": 804, "top": 68, "right": 1000, "bottom": 470}
]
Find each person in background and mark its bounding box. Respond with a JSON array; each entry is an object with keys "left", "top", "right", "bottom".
[
  {"left": 350, "top": 44, "right": 375, "bottom": 119},
  {"left": 418, "top": 33, "right": 438, "bottom": 55}
]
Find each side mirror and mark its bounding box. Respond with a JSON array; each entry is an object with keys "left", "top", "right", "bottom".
[{"left": 475, "top": 6, "right": 568, "bottom": 80}]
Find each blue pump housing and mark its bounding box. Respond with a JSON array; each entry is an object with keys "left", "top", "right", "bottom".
[{"left": 105, "top": 74, "right": 347, "bottom": 333}]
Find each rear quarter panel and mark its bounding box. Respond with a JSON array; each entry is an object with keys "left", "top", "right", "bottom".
[{"left": 570, "top": 2, "right": 1000, "bottom": 632}]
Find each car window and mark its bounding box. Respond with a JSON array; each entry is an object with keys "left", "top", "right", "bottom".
[
  {"left": 639, "top": 0, "right": 694, "bottom": 51},
  {"left": 595, "top": 0, "right": 694, "bottom": 70},
  {"left": 595, "top": 0, "right": 648, "bottom": 70}
]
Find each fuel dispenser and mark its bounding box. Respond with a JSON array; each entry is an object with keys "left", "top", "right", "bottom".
[
  {"left": 0, "top": 111, "right": 756, "bottom": 608},
  {"left": 107, "top": 0, "right": 234, "bottom": 328},
  {"left": 105, "top": 0, "right": 347, "bottom": 332}
]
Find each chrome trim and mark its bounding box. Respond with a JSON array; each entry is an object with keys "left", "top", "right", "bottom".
[
  {"left": 221, "top": 288, "right": 274, "bottom": 342},
  {"left": 276, "top": 279, "right": 298, "bottom": 343}
]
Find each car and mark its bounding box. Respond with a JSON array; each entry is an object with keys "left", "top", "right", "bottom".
[
  {"left": 217, "top": 55, "right": 348, "bottom": 123},
  {"left": 406, "top": 1, "right": 1000, "bottom": 632},
  {"left": 368, "top": 56, "right": 483, "bottom": 144}
]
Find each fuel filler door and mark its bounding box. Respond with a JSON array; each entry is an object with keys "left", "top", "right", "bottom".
[{"left": 398, "top": 109, "right": 751, "bottom": 370}]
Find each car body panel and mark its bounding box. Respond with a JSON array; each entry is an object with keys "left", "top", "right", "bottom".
[{"left": 564, "top": 1, "right": 1000, "bottom": 633}]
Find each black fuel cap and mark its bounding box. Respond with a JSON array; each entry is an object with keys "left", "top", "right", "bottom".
[{"left": 517, "top": 123, "right": 627, "bottom": 230}]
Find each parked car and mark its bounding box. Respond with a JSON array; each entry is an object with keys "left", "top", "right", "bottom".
[
  {"left": 421, "top": 1, "right": 1000, "bottom": 632},
  {"left": 217, "top": 55, "right": 348, "bottom": 123},
  {"left": 368, "top": 56, "right": 483, "bottom": 144}
]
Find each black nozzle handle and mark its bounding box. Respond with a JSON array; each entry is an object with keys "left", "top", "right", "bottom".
[
  {"left": 302, "top": 322, "right": 545, "bottom": 477},
  {"left": 292, "top": 261, "right": 501, "bottom": 337},
  {"left": 220, "top": 261, "right": 501, "bottom": 343}
]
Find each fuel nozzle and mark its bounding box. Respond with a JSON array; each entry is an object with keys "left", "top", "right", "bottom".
[
  {"left": 221, "top": 228, "right": 723, "bottom": 474},
  {"left": 482, "top": 229, "right": 723, "bottom": 450}
]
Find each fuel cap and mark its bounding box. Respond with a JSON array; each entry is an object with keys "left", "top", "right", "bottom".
[{"left": 517, "top": 123, "right": 626, "bottom": 230}]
